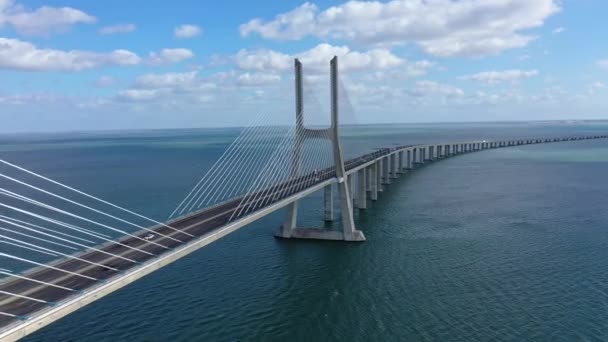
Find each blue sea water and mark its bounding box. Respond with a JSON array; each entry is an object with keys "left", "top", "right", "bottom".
[{"left": 2, "top": 121, "right": 608, "bottom": 341}]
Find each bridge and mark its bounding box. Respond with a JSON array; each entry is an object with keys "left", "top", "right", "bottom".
[{"left": 1, "top": 57, "right": 606, "bottom": 341}]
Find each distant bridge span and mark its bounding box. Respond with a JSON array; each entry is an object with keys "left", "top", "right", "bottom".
[{"left": 1, "top": 56, "right": 606, "bottom": 341}]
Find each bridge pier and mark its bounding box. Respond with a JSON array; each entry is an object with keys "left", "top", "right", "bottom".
[
  {"left": 382, "top": 156, "right": 391, "bottom": 184},
  {"left": 406, "top": 149, "right": 412, "bottom": 169},
  {"left": 357, "top": 168, "right": 367, "bottom": 209},
  {"left": 349, "top": 173, "right": 357, "bottom": 207},
  {"left": 324, "top": 184, "right": 333, "bottom": 221},
  {"left": 370, "top": 163, "right": 378, "bottom": 200},
  {"left": 391, "top": 153, "right": 398, "bottom": 178},
  {"left": 376, "top": 160, "right": 383, "bottom": 192}
]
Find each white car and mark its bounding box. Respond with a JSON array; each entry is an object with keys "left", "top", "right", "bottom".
[{"left": 144, "top": 233, "right": 155, "bottom": 240}]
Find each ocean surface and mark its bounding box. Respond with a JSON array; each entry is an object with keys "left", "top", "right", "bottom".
[{"left": 2, "top": 121, "right": 608, "bottom": 341}]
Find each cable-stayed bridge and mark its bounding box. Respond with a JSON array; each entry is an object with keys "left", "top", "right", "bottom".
[{"left": 1, "top": 57, "right": 607, "bottom": 341}]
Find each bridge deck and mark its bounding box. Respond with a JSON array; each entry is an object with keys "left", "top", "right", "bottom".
[
  {"left": 0, "top": 136, "right": 605, "bottom": 336},
  {"left": 0, "top": 144, "right": 399, "bottom": 331}
]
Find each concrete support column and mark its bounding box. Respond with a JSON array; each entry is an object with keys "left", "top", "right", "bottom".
[
  {"left": 390, "top": 153, "right": 398, "bottom": 178},
  {"left": 382, "top": 156, "right": 391, "bottom": 184},
  {"left": 398, "top": 151, "right": 405, "bottom": 172},
  {"left": 324, "top": 184, "right": 333, "bottom": 221},
  {"left": 376, "top": 160, "right": 383, "bottom": 192},
  {"left": 406, "top": 150, "right": 412, "bottom": 169},
  {"left": 412, "top": 148, "right": 418, "bottom": 167},
  {"left": 370, "top": 163, "right": 378, "bottom": 201},
  {"left": 347, "top": 173, "right": 356, "bottom": 208},
  {"left": 357, "top": 168, "right": 367, "bottom": 209}
]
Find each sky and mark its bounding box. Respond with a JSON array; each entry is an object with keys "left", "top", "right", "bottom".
[{"left": 0, "top": 0, "right": 607, "bottom": 133}]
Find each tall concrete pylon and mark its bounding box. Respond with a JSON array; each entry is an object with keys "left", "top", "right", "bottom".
[{"left": 275, "top": 56, "right": 365, "bottom": 241}]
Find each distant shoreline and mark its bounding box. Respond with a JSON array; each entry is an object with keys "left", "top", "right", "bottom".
[{"left": 2, "top": 119, "right": 608, "bottom": 137}]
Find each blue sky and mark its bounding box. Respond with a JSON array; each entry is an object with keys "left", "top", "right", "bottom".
[{"left": 1, "top": 0, "right": 607, "bottom": 133}]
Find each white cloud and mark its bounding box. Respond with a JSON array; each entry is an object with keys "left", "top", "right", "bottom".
[
  {"left": 235, "top": 43, "right": 403, "bottom": 73},
  {"left": 117, "top": 89, "right": 160, "bottom": 102},
  {"left": 587, "top": 81, "right": 606, "bottom": 95},
  {"left": 410, "top": 80, "right": 464, "bottom": 97},
  {"left": 240, "top": 0, "right": 560, "bottom": 57},
  {"left": 462, "top": 69, "right": 539, "bottom": 84},
  {"left": 0, "top": 38, "right": 196, "bottom": 71},
  {"left": 234, "top": 48, "right": 291, "bottom": 72},
  {"left": 147, "top": 48, "right": 194, "bottom": 65},
  {"left": 117, "top": 71, "right": 218, "bottom": 102},
  {"left": 0, "top": 0, "right": 95, "bottom": 36},
  {"left": 0, "top": 92, "right": 60, "bottom": 105},
  {"left": 366, "top": 60, "right": 434, "bottom": 81},
  {"left": 552, "top": 27, "right": 565, "bottom": 34},
  {"left": 99, "top": 23, "right": 136, "bottom": 35},
  {"left": 135, "top": 71, "right": 199, "bottom": 88},
  {"left": 237, "top": 72, "right": 281, "bottom": 86},
  {"left": 597, "top": 59, "right": 608, "bottom": 70},
  {"left": 0, "top": 37, "right": 140, "bottom": 71},
  {"left": 174, "top": 24, "right": 202, "bottom": 38}
]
